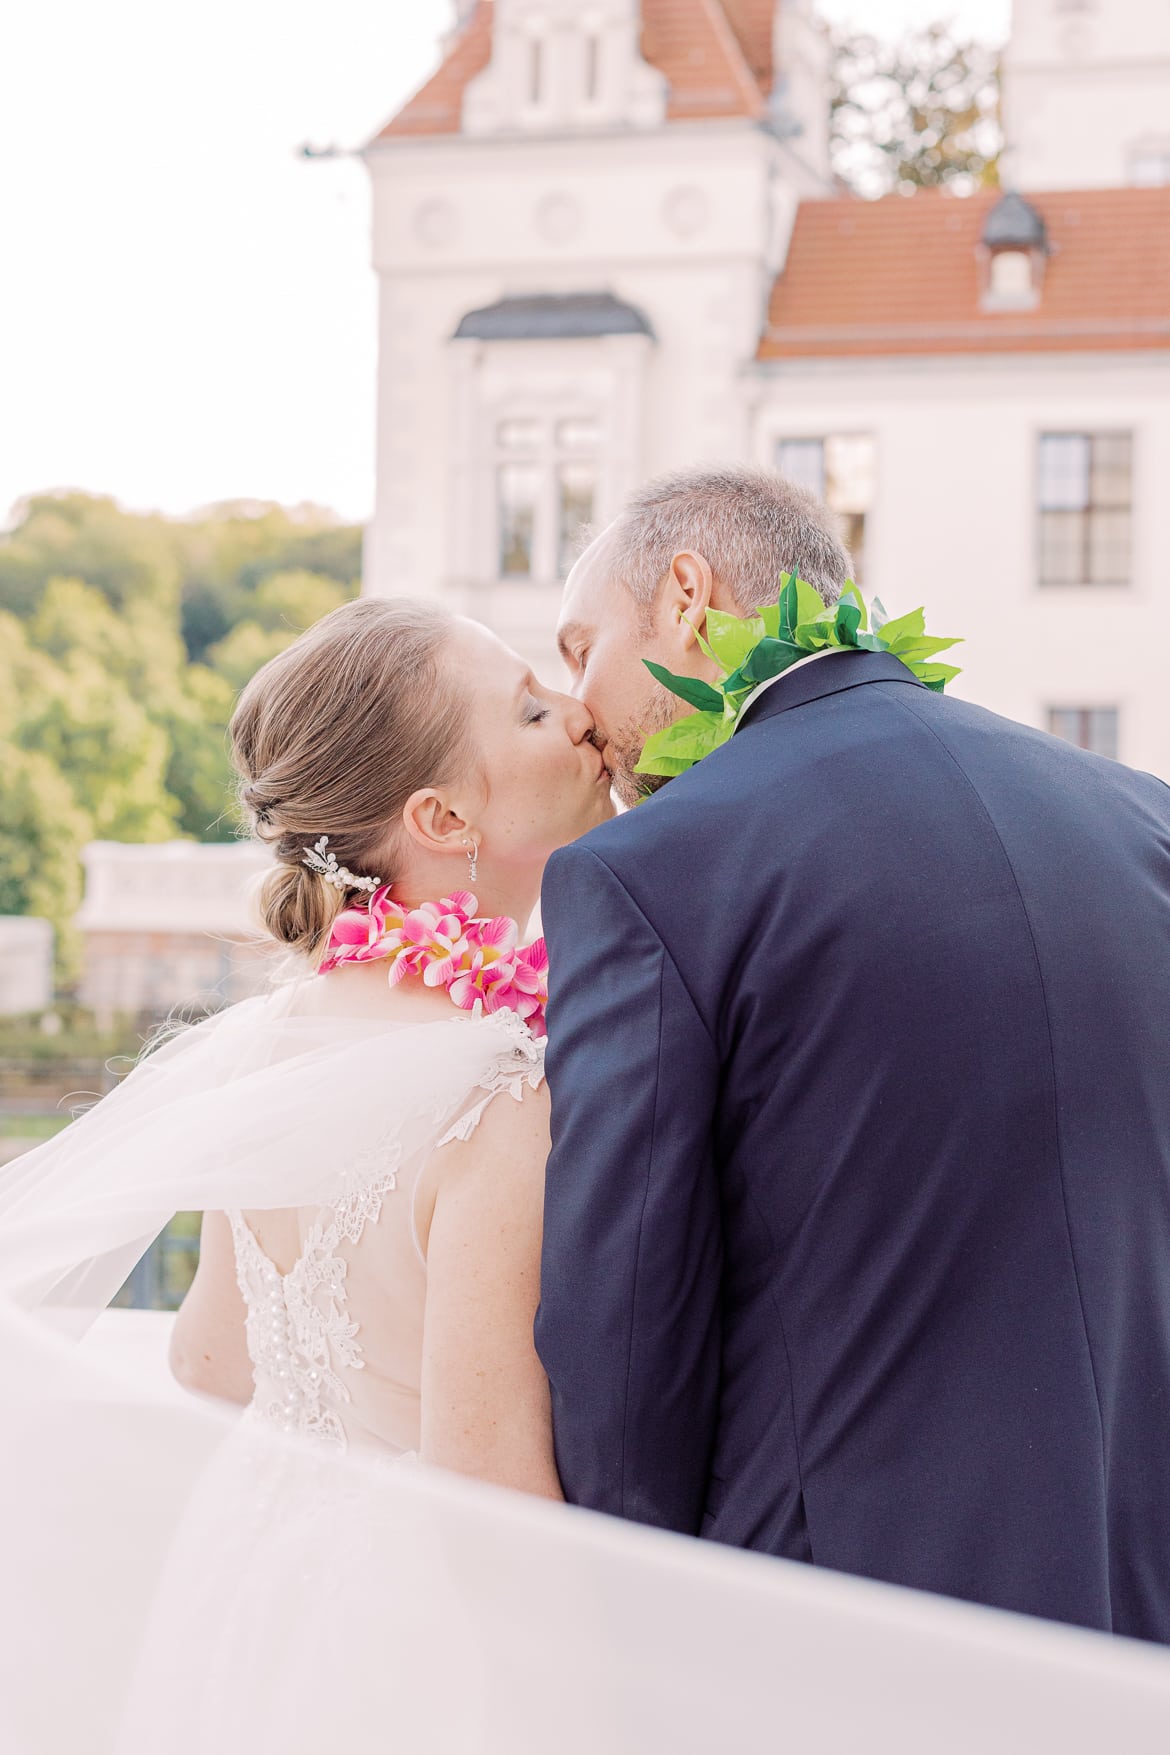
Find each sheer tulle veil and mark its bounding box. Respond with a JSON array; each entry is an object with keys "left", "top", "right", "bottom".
[{"left": 3, "top": 986, "right": 1170, "bottom": 1753}]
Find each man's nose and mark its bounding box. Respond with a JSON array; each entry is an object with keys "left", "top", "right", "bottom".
[{"left": 563, "top": 691, "right": 595, "bottom": 741}]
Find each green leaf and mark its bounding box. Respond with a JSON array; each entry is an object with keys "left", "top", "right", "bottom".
[
  {"left": 875, "top": 606, "right": 926, "bottom": 647},
  {"left": 909, "top": 662, "right": 962, "bottom": 693},
  {"left": 724, "top": 637, "right": 807, "bottom": 694},
  {"left": 795, "top": 578, "right": 826, "bottom": 627},
  {"left": 703, "top": 610, "right": 764, "bottom": 675},
  {"left": 642, "top": 661, "right": 725, "bottom": 714},
  {"left": 834, "top": 602, "right": 862, "bottom": 647},
  {"left": 793, "top": 621, "right": 832, "bottom": 650},
  {"left": 871, "top": 596, "right": 890, "bottom": 632},
  {"left": 837, "top": 584, "right": 869, "bottom": 633},
  {"left": 634, "top": 710, "right": 728, "bottom": 775},
  {"left": 778, "top": 574, "right": 800, "bottom": 643},
  {"left": 758, "top": 602, "right": 780, "bottom": 638},
  {"left": 886, "top": 634, "right": 963, "bottom": 660}
]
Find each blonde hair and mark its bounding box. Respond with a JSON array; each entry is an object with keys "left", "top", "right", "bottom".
[{"left": 230, "top": 598, "right": 470, "bottom": 963}]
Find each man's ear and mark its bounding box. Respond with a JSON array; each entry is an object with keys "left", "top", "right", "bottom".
[
  {"left": 400, "top": 788, "right": 472, "bottom": 858},
  {"left": 660, "top": 551, "right": 715, "bottom": 661}
]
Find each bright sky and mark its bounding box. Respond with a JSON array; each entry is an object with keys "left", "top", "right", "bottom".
[{"left": 1, "top": 0, "right": 1011, "bottom": 528}]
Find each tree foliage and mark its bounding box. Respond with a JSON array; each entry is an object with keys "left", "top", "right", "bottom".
[
  {"left": 830, "top": 24, "right": 1002, "bottom": 199},
  {"left": 0, "top": 494, "right": 361, "bottom": 974}
]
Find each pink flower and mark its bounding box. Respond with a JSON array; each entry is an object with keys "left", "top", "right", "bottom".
[
  {"left": 319, "top": 886, "right": 404, "bottom": 972},
  {"left": 316, "top": 885, "right": 546, "bottom": 1034}
]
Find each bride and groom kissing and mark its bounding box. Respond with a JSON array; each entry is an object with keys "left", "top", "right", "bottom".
[{"left": 11, "top": 462, "right": 1170, "bottom": 1653}]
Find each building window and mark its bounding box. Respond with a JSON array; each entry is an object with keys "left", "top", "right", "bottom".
[
  {"left": 557, "top": 464, "right": 595, "bottom": 577},
  {"left": 775, "top": 434, "right": 876, "bottom": 583},
  {"left": 498, "top": 465, "right": 540, "bottom": 576},
  {"left": 1129, "top": 145, "right": 1170, "bottom": 186},
  {"left": 584, "top": 34, "right": 601, "bottom": 102},
  {"left": 1048, "top": 707, "right": 1119, "bottom": 760},
  {"left": 1038, "top": 432, "right": 1132, "bottom": 586},
  {"left": 493, "top": 415, "right": 599, "bottom": 581}
]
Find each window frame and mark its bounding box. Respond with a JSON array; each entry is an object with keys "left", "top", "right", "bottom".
[
  {"left": 1036, "top": 430, "right": 1134, "bottom": 590},
  {"left": 1046, "top": 705, "right": 1120, "bottom": 762},
  {"left": 490, "top": 411, "right": 601, "bottom": 585},
  {"left": 772, "top": 431, "right": 877, "bottom": 586}
]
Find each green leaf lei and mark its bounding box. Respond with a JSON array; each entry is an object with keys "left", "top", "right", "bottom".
[{"left": 635, "top": 574, "right": 962, "bottom": 781}]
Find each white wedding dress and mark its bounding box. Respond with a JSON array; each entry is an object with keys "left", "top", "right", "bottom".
[{"left": 3, "top": 983, "right": 1170, "bottom": 1755}]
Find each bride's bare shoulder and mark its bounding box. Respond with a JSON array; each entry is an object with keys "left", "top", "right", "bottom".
[{"left": 279, "top": 963, "right": 458, "bottom": 1025}]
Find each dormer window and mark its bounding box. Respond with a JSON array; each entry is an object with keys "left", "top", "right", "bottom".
[
  {"left": 1130, "top": 143, "right": 1170, "bottom": 187},
  {"left": 979, "top": 191, "right": 1049, "bottom": 313},
  {"left": 989, "top": 250, "right": 1034, "bottom": 301}
]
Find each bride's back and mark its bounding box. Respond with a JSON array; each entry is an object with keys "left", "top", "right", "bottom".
[{"left": 203, "top": 972, "right": 547, "bottom": 1458}]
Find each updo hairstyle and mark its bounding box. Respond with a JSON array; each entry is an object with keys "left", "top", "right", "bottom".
[{"left": 230, "top": 598, "right": 471, "bottom": 964}]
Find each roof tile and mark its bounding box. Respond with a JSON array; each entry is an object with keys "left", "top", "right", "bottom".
[
  {"left": 375, "top": 0, "right": 772, "bottom": 140},
  {"left": 758, "top": 186, "right": 1170, "bottom": 358}
]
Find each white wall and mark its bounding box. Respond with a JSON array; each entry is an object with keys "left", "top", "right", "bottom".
[
  {"left": 752, "top": 349, "right": 1170, "bottom": 778},
  {"left": 364, "top": 119, "right": 824, "bottom": 673},
  {"left": 0, "top": 918, "right": 53, "bottom": 1015},
  {"left": 1004, "top": 0, "right": 1170, "bottom": 189}
]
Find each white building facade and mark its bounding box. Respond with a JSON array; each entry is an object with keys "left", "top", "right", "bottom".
[
  {"left": 77, "top": 841, "right": 273, "bottom": 1024},
  {"left": 364, "top": 0, "right": 1170, "bottom": 778}
]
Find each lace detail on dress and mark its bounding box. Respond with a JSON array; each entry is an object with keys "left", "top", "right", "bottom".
[
  {"left": 434, "top": 1008, "right": 546, "bottom": 1148},
  {"left": 228, "top": 1146, "right": 401, "bottom": 1452}
]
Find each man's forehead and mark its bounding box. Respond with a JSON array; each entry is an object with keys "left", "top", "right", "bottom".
[{"left": 559, "top": 548, "right": 609, "bottom": 630}]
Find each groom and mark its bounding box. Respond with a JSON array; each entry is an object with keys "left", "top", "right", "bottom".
[{"left": 535, "top": 464, "right": 1170, "bottom": 1643}]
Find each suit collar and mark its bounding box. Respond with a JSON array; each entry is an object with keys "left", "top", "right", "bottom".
[{"left": 736, "top": 649, "right": 925, "bottom": 732}]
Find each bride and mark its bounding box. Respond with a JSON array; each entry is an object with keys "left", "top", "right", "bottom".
[
  {"left": 163, "top": 595, "right": 612, "bottom": 1487},
  {"left": 0, "top": 597, "right": 614, "bottom": 1750}
]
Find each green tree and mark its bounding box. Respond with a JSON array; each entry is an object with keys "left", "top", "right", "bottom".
[
  {"left": 0, "top": 493, "right": 181, "bottom": 620},
  {"left": 160, "top": 664, "right": 239, "bottom": 841},
  {"left": 17, "top": 657, "right": 179, "bottom": 840},
  {"left": 830, "top": 24, "right": 1002, "bottom": 199},
  {"left": 0, "top": 495, "right": 363, "bottom": 964},
  {"left": 0, "top": 743, "right": 91, "bottom": 977},
  {"left": 206, "top": 571, "right": 353, "bottom": 693}
]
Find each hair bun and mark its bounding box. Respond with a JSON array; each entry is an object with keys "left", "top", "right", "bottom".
[{"left": 257, "top": 861, "right": 344, "bottom": 959}]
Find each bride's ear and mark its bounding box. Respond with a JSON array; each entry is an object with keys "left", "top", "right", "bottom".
[
  {"left": 400, "top": 789, "right": 472, "bottom": 859},
  {"left": 661, "top": 551, "right": 715, "bottom": 658}
]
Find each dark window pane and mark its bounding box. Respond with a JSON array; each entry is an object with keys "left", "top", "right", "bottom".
[
  {"left": 1047, "top": 706, "right": 1119, "bottom": 760},
  {"left": 1088, "top": 509, "right": 1131, "bottom": 584},
  {"left": 498, "top": 465, "right": 539, "bottom": 577},
  {"left": 1089, "top": 433, "right": 1133, "bottom": 509},
  {"left": 825, "top": 435, "right": 876, "bottom": 515},
  {"left": 1039, "top": 509, "right": 1086, "bottom": 584},
  {"left": 838, "top": 510, "right": 867, "bottom": 585},
  {"left": 557, "top": 465, "right": 595, "bottom": 578},
  {"left": 1038, "top": 434, "right": 1090, "bottom": 511},
  {"left": 776, "top": 439, "right": 825, "bottom": 499}
]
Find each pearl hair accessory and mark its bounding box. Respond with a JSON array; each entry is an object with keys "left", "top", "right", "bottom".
[{"left": 302, "top": 836, "right": 381, "bottom": 895}]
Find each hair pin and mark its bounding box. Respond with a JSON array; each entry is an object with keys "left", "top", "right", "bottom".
[{"left": 302, "top": 835, "right": 381, "bottom": 894}]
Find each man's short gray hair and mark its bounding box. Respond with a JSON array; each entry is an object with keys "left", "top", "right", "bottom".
[{"left": 605, "top": 465, "right": 851, "bottom": 613}]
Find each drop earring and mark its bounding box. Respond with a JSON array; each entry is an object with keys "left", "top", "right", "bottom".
[{"left": 465, "top": 838, "right": 479, "bottom": 884}]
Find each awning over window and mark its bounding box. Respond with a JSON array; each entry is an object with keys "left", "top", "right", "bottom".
[{"left": 452, "top": 292, "right": 655, "bottom": 341}]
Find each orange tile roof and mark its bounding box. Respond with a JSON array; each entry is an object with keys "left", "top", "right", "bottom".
[
  {"left": 376, "top": 0, "right": 773, "bottom": 140},
  {"left": 758, "top": 186, "right": 1170, "bottom": 359},
  {"left": 377, "top": 5, "right": 494, "bottom": 139}
]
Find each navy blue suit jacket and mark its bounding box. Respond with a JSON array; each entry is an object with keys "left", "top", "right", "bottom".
[{"left": 535, "top": 651, "right": 1170, "bottom": 1642}]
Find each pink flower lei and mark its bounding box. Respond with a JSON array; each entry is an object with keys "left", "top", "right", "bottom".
[{"left": 319, "top": 887, "right": 548, "bottom": 1039}]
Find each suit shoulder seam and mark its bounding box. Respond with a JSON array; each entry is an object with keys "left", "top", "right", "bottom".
[{"left": 563, "top": 844, "right": 717, "bottom": 1051}]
